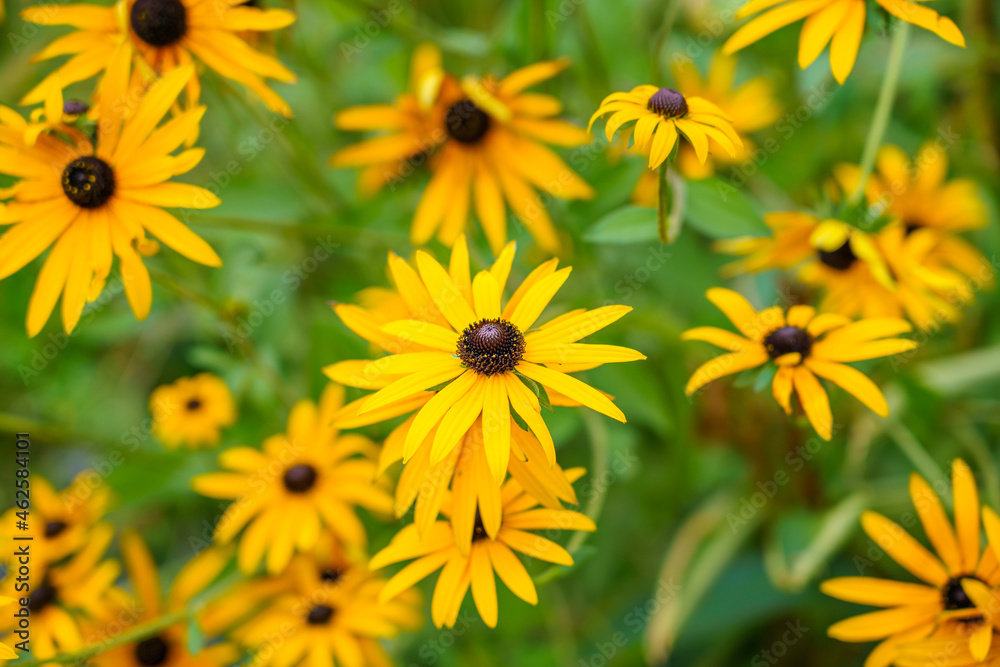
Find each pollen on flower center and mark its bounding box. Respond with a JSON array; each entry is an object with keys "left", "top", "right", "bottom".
[
  {"left": 942, "top": 577, "right": 979, "bottom": 611},
  {"left": 445, "top": 99, "right": 491, "bottom": 144},
  {"left": 818, "top": 241, "right": 857, "bottom": 271},
  {"left": 62, "top": 156, "right": 115, "bottom": 209},
  {"left": 130, "top": 0, "right": 188, "bottom": 47},
  {"left": 647, "top": 88, "right": 688, "bottom": 118},
  {"left": 44, "top": 520, "right": 68, "bottom": 538},
  {"left": 283, "top": 464, "right": 318, "bottom": 493},
  {"left": 135, "top": 636, "right": 170, "bottom": 666},
  {"left": 764, "top": 326, "right": 812, "bottom": 359},
  {"left": 456, "top": 318, "right": 525, "bottom": 376},
  {"left": 306, "top": 605, "right": 335, "bottom": 625}
]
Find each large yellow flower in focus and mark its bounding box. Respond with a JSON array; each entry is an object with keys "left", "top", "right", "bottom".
[
  {"left": 22, "top": 0, "right": 296, "bottom": 117},
  {"left": 683, "top": 287, "right": 917, "bottom": 440},
  {"left": 823, "top": 460, "right": 993, "bottom": 666},
  {"left": 0, "top": 66, "right": 222, "bottom": 336},
  {"left": 722, "top": 0, "right": 965, "bottom": 84},
  {"left": 324, "top": 242, "right": 644, "bottom": 485}
]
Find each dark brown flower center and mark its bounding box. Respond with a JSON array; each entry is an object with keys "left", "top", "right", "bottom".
[
  {"left": 62, "top": 156, "right": 115, "bottom": 209},
  {"left": 44, "top": 521, "right": 68, "bottom": 538},
  {"left": 818, "top": 240, "right": 857, "bottom": 271},
  {"left": 283, "top": 464, "right": 317, "bottom": 493},
  {"left": 472, "top": 509, "right": 488, "bottom": 542},
  {"left": 130, "top": 0, "right": 188, "bottom": 47},
  {"left": 306, "top": 605, "right": 335, "bottom": 625},
  {"left": 63, "top": 100, "right": 89, "bottom": 115},
  {"left": 445, "top": 99, "right": 491, "bottom": 144},
  {"left": 764, "top": 326, "right": 811, "bottom": 359},
  {"left": 185, "top": 398, "right": 202, "bottom": 411},
  {"left": 320, "top": 567, "right": 343, "bottom": 582},
  {"left": 647, "top": 88, "right": 688, "bottom": 118},
  {"left": 942, "top": 577, "right": 979, "bottom": 611},
  {"left": 27, "top": 583, "right": 57, "bottom": 613},
  {"left": 135, "top": 636, "right": 170, "bottom": 666},
  {"left": 456, "top": 318, "right": 525, "bottom": 376}
]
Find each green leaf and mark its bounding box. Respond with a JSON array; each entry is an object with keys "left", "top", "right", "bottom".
[
  {"left": 753, "top": 364, "right": 777, "bottom": 393},
  {"left": 685, "top": 177, "right": 767, "bottom": 239},
  {"left": 583, "top": 205, "right": 658, "bottom": 244},
  {"left": 186, "top": 616, "right": 206, "bottom": 655},
  {"left": 426, "top": 377, "right": 458, "bottom": 393},
  {"left": 514, "top": 370, "right": 553, "bottom": 412},
  {"left": 511, "top": 409, "right": 530, "bottom": 432}
]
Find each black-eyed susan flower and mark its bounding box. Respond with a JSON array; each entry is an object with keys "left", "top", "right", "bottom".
[
  {"left": 216, "top": 542, "right": 422, "bottom": 667},
  {"left": 324, "top": 242, "right": 644, "bottom": 485},
  {"left": 370, "top": 469, "right": 594, "bottom": 628},
  {"left": 822, "top": 460, "right": 993, "bottom": 665},
  {"left": 334, "top": 58, "right": 594, "bottom": 254},
  {"left": 722, "top": 0, "right": 965, "bottom": 84},
  {"left": 381, "top": 415, "right": 583, "bottom": 539},
  {"left": 0, "top": 65, "right": 221, "bottom": 337},
  {"left": 0, "top": 524, "right": 120, "bottom": 662},
  {"left": 0, "top": 470, "right": 110, "bottom": 567},
  {"left": 590, "top": 84, "right": 741, "bottom": 170},
  {"left": 330, "top": 42, "right": 447, "bottom": 197},
  {"left": 88, "top": 532, "right": 237, "bottom": 667},
  {"left": 683, "top": 288, "right": 917, "bottom": 439},
  {"left": 192, "top": 384, "right": 392, "bottom": 574},
  {"left": 149, "top": 373, "right": 237, "bottom": 449},
  {"left": 22, "top": 0, "right": 296, "bottom": 117}
]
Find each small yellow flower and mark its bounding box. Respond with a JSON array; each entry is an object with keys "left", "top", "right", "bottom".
[
  {"left": 370, "top": 469, "right": 594, "bottom": 628},
  {"left": 683, "top": 287, "right": 917, "bottom": 439},
  {"left": 192, "top": 384, "right": 392, "bottom": 574},
  {"left": 822, "top": 460, "right": 991, "bottom": 665},
  {"left": 589, "top": 84, "right": 742, "bottom": 170},
  {"left": 722, "top": 0, "right": 965, "bottom": 84},
  {"left": 150, "top": 373, "right": 236, "bottom": 449},
  {"left": 0, "top": 66, "right": 222, "bottom": 337},
  {"left": 22, "top": 0, "right": 297, "bottom": 117}
]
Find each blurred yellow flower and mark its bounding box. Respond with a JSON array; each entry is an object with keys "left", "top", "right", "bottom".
[
  {"left": 683, "top": 287, "right": 917, "bottom": 439},
  {"left": 590, "top": 84, "right": 742, "bottom": 170},
  {"left": 150, "top": 373, "right": 236, "bottom": 449},
  {"left": 823, "top": 460, "right": 991, "bottom": 664},
  {"left": 0, "top": 66, "right": 221, "bottom": 337},
  {"left": 324, "top": 240, "right": 644, "bottom": 485},
  {"left": 333, "top": 57, "right": 594, "bottom": 254},
  {"left": 192, "top": 384, "right": 392, "bottom": 574},
  {"left": 22, "top": 0, "right": 296, "bottom": 117},
  {"left": 89, "top": 532, "right": 237, "bottom": 667},
  {"left": 369, "top": 469, "right": 594, "bottom": 628},
  {"left": 723, "top": 0, "right": 965, "bottom": 84}
]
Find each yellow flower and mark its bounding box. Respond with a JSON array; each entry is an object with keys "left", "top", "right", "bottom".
[
  {"left": 330, "top": 43, "right": 447, "bottom": 198},
  {"left": 0, "top": 470, "right": 111, "bottom": 567},
  {"left": 632, "top": 52, "right": 782, "bottom": 191},
  {"left": 323, "top": 240, "right": 645, "bottom": 485},
  {"left": 150, "top": 373, "right": 237, "bottom": 449},
  {"left": 369, "top": 469, "right": 594, "bottom": 628},
  {"left": 379, "top": 415, "right": 584, "bottom": 539},
  {"left": 0, "top": 524, "right": 120, "bottom": 662},
  {"left": 0, "top": 66, "right": 222, "bottom": 337},
  {"left": 192, "top": 384, "right": 392, "bottom": 574},
  {"left": 88, "top": 532, "right": 238, "bottom": 667},
  {"left": 682, "top": 287, "right": 917, "bottom": 439},
  {"left": 0, "top": 598, "right": 15, "bottom": 661},
  {"left": 22, "top": 0, "right": 296, "bottom": 117},
  {"left": 333, "top": 58, "right": 594, "bottom": 254},
  {"left": 722, "top": 0, "right": 965, "bottom": 84},
  {"left": 822, "top": 460, "right": 992, "bottom": 665},
  {"left": 589, "top": 84, "right": 742, "bottom": 170},
  {"left": 220, "top": 544, "right": 423, "bottom": 667}
]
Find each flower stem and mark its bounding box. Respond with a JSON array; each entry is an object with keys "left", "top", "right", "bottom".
[
  {"left": 657, "top": 161, "right": 670, "bottom": 243},
  {"left": 848, "top": 21, "right": 910, "bottom": 205}
]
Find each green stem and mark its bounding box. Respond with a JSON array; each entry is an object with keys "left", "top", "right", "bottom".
[
  {"left": 887, "top": 420, "right": 948, "bottom": 502},
  {"left": 657, "top": 161, "right": 670, "bottom": 243},
  {"left": 848, "top": 21, "right": 910, "bottom": 205}
]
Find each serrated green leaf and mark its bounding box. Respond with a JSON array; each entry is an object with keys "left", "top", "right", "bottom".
[{"left": 583, "top": 205, "right": 658, "bottom": 244}]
